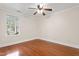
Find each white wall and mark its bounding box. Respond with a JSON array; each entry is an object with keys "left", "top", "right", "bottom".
[
  {"left": 39, "top": 6, "right": 79, "bottom": 48},
  {"left": 0, "top": 9, "right": 38, "bottom": 47},
  {"left": 0, "top": 6, "right": 79, "bottom": 48}
]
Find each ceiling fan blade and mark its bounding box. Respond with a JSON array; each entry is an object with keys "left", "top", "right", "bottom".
[
  {"left": 44, "top": 9, "right": 52, "bottom": 11},
  {"left": 28, "top": 8, "right": 36, "bottom": 9},
  {"left": 33, "top": 11, "right": 37, "bottom": 15},
  {"left": 42, "top": 12, "right": 46, "bottom": 16}
]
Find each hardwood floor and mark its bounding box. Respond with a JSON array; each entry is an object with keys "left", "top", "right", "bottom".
[{"left": 0, "top": 39, "right": 79, "bottom": 56}]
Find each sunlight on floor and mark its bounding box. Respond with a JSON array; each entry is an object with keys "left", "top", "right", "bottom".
[{"left": 6, "top": 51, "right": 19, "bottom": 56}]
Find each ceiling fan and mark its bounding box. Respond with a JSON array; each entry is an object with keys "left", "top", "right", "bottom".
[{"left": 28, "top": 4, "right": 52, "bottom": 16}]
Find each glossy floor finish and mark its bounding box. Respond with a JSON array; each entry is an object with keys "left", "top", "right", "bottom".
[{"left": 0, "top": 39, "right": 79, "bottom": 56}]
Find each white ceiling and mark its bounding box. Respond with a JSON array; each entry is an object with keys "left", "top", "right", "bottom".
[{"left": 0, "top": 3, "right": 79, "bottom": 17}]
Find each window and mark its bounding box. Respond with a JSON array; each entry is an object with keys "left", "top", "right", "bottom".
[{"left": 7, "top": 15, "right": 19, "bottom": 35}]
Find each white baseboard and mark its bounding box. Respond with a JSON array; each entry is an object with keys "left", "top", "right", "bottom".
[
  {"left": 0, "top": 37, "right": 79, "bottom": 49},
  {"left": 38, "top": 38, "right": 79, "bottom": 49},
  {"left": 0, "top": 38, "right": 37, "bottom": 48}
]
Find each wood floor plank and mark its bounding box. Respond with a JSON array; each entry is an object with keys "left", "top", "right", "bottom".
[{"left": 0, "top": 39, "right": 79, "bottom": 56}]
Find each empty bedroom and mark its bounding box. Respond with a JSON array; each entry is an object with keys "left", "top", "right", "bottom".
[{"left": 0, "top": 3, "right": 79, "bottom": 56}]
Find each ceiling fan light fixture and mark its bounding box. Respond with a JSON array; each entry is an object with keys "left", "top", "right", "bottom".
[
  {"left": 37, "top": 9, "right": 43, "bottom": 14},
  {"left": 28, "top": 3, "right": 52, "bottom": 16}
]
